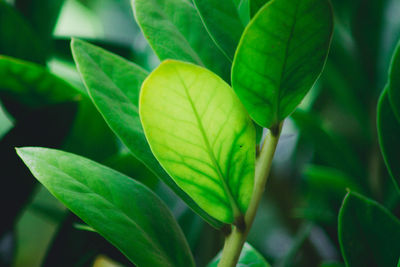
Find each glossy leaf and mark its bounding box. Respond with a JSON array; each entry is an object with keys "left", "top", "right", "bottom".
[
  {"left": 0, "top": 1, "right": 45, "bottom": 63},
  {"left": 0, "top": 55, "right": 79, "bottom": 107},
  {"left": 388, "top": 40, "right": 400, "bottom": 123},
  {"left": 71, "top": 39, "right": 223, "bottom": 228},
  {"left": 193, "top": 0, "right": 244, "bottom": 60},
  {"left": 140, "top": 60, "right": 255, "bottom": 223},
  {"left": 377, "top": 89, "right": 400, "bottom": 193},
  {"left": 16, "top": 147, "right": 195, "bottom": 267},
  {"left": 338, "top": 192, "right": 400, "bottom": 267},
  {"left": 207, "top": 242, "right": 270, "bottom": 266},
  {"left": 232, "top": 0, "right": 333, "bottom": 128},
  {"left": 133, "top": 0, "right": 230, "bottom": 81}
]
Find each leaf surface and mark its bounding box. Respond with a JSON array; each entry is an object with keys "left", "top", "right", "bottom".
[
  {"left": 388, "top": 40, "right": 400, "bottom": 123},
  {"left": 232, "top": 0, "right": 333, "bottom": 128},
  {"left": 207, "top": 242, "right": 270, "bottom": 266},
  {"left": 193, "top": 0, "right": 244, "bottom": 60},
  {"left": 17, "top": 147, "right": 195, "bottom": 267},
  {"left": 0, "top": 55, "right": 79, "bottom": 107},
  {"left": 140, "top": 60, "right": 255, "bottom": 223},
  {"left": 338, "top": 192, "right": 400, "bottom": 267},
  {"left": 377, "top": 89, "right": 400, "bottom": 193},
  {"left": 0, "top": 101, "right": 13, "bottom": 140},
  {"left": 71, "top": 39, "right": 223, "bottom": 228},
  {"left": 133, "top": 0, "right": 230, "bottom": 81}
]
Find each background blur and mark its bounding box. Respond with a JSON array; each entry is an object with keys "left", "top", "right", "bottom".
[{"left": 0, "top": 0, "right": 400, "bottom": 266}]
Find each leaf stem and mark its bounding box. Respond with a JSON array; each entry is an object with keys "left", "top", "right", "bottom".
[{"left": 218, "top": 122, "right": 283, "bottom": 267}]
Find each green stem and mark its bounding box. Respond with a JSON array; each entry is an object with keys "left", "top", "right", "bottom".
[{"left": 218, "top": 122, "right": 283, "bottom": 267}]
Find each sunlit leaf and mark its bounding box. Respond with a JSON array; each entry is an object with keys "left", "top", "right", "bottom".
[
  {"left": 71, "top": 39, "right": 223, "bottom": 228},
  {"left": 338, "top": 192, "right": 400, "bottom": 267},
  {"left": 377, "top": 89, "right": 400, "bottom": 193},
  {"left": 133, "top": 0, "right": 230, "bottom": 81},
  {"left": 140, "top": 60, "right": 255, "bottom": 223},
  {"left": 232, "top": 0, "right": 333, "bottom": 128},
  {"left": 0, "top": 55, "right": 79, "bottom": 107},
  {"left": 17, "top": 147, "right": 195, "bottom": 267},
  {"left": 207, "top": 242, "right": 270, "bottom": 266}
]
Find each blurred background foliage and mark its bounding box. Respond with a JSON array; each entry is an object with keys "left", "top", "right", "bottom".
[{"left": 0, "top": 0, "right": 399, "bottom": 266}]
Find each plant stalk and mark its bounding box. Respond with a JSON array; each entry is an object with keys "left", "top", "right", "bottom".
[{"left": 218, "top": 122, "right": 283, "bottom": 267}]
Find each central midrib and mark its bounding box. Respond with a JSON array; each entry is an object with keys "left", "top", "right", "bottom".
[{"left": 175, "top": 68, "right": 242, "bottom": 219}]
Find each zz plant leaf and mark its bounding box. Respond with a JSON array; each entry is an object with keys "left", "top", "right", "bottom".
[
  {"left": 71, "top": 39, "right": 223, "bottom": 228},
  {"left": 232, "top": 0, "right": 333, "bottom": 128},
  {"left": 17, "top": 147, "right": 195, "bottom": 267},
  {"left": 338, "top": 191, "right": 400, "bottom": 267},
  {"left": 140, "top": 60, "right": 256, "bottom": 224},
  {"left": 133, "top": 0, "right": 230, "bottom": 81}
]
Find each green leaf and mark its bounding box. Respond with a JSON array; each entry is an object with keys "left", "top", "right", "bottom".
[
  {"left": 250, "top": 0, "right": 270, "bottom": 17},
  {"left": 338, "top": 192, "right": 400, "bottom": 267},
  {"left": 133, "top": 0, "right": 230, "bottom": 81},
  {"left": 0, "top": 1, "right": 45, "bottom": 63},
  {"left": 193, "top": 0, "right": 244, "bottom": 60},
  {"left": 71, "top": 39, "right": 223, "bottom": 228},
  {"left": 0, "top": 55, "right": 79, "bottom": 107},
  {"left": 207, "top": 242, "right": 270, "bottom": 266},
  {"left": 16, "top": 147, "right": 195, "bottom": 267},
  {"left": 388, "top": 40, "right": 400, "bottom": 123},
  {"left": 232, "top": 0, "right": 333, "bottom": 128},
  {"left": 140, "top": 60, "right": 255, "bottom": 223},
  {"left": 377, "top": 89, "right": 400, "bottom": 194}
]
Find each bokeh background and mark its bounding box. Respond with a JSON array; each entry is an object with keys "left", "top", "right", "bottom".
[{"left": 0, "top": 0, "right": 400, "bottom": 266}]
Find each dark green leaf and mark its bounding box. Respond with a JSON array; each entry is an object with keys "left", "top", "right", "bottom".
[
  {"left": 71, "top": 39, "right": 223, "bottom": 228},
  {"left": 232, "top": 0, "right": 333, "bottom": 128},
  {"left": 134, "top": 0, "right": 230, "bottom": 81},
  {"left": 193, "top": 0, "right": 244, "bottom": 60},
  {"left": 140, "top": 60, "right": 255, "bottom": 223},
  {"left": 338, "top": 192, "right": 400, "bottom": 267},
  {"left": 207, "top": 242, "right": 270, "bottom": 266},
  {"left": 0, "top": 1, "right": 45, "bottom": 63},
  {"left": 388, "top": 40, "right": 400, "bottom": 123},
  {"left": 17, "top": 147, "right": 195, "bottom": 267},
  {"left": 377, "top": 89, "right": 400, "bottom": 193},
  {"left": 0, "top": 55, "right": 79, "bottom": 107}
]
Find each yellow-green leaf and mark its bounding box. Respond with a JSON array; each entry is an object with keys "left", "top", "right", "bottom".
[{"left": 140, "top": 60, "right": 255, "bottom": 223}]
